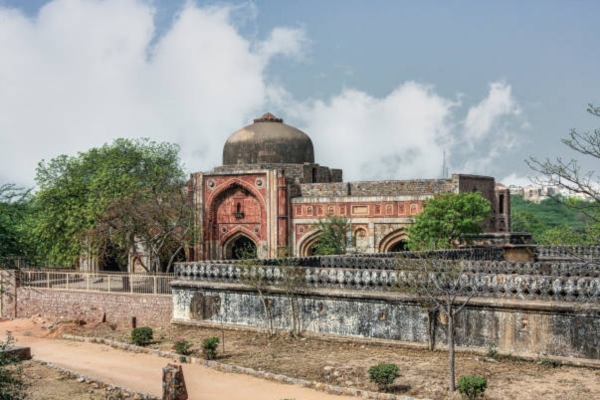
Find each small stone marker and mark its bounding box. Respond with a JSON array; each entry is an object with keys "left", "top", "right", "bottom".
[{"left": 162, "top": 363, "right": 188, "bottom": 400}]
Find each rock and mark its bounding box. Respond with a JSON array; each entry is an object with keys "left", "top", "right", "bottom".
[
  {"left": 323, "top": 366, "right": 334, "bottom": 371},
  {"left": 76, "top": 377, "right": 85, "bottom": 383},
  {"left": 485, "top": 358, "right": 498, "bottom": 363}
]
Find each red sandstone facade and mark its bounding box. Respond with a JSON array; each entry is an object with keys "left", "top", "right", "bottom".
[{"left": 189, "top": 113, "right": 511, "bottom": 260}]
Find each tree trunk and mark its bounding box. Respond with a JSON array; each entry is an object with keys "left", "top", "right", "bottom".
[{"left": 448, "top": 312, "right": 456, "bottom": 392}]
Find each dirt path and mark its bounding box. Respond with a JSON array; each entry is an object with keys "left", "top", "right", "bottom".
[{"left": 1, "top": 319, "right": 359, "bottom": 400}]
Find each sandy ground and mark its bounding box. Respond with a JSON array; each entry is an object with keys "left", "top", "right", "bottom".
[
  {"left": 0, "top": 318, "right": 358, "bottom": 400},
  {"left": 3, "top": 317, "right": 600, "bottom": 400}
]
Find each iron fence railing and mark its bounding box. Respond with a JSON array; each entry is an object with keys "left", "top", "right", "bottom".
[{"left": 18, "top": 269, "right": 174, "bottom": 295}]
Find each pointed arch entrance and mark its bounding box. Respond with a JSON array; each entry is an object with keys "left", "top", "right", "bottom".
[
  {"left": 223, "top": 233, "right": 258, "bottom": 260},
  {"left": 297, "top": 229, "right": 323, "bottom": 257},
  {"left": 379, "top": 228, "right": 409, "bottom": 253},
  {"left": 204, "top": 178, "right": 266, "bottom": 259}
]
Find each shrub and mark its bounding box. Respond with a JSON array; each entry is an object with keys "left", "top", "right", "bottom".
[
  {"left": 368, "top": 362, "right": 400, "bottom": 392},
  {"left": 202, "top": 336, "right": 220, "bottom": 360},
  {"left": 173, "top": 339, "right": 192, "bottom": 356},
  {"left": 458, "top": 375, "right": 487, "bottom": 399},
  {"left": 0, "top": 331, "right": 28, "bottom": 400},
  {"left": 130, "top": 327, "right": 153, "bottom": 346}
]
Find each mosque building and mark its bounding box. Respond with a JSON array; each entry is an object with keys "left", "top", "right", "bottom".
[{"left": 188, "top": 112, "right": 511, "bottom": 260}]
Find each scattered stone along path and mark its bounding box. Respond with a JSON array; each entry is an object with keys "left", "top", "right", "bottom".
[{"left": 1, "top": 319, "right": 359, "bottom": 400}]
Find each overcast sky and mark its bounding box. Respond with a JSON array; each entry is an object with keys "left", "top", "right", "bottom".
[{"left": 1, "top": 0, "right": 599, "bottom": 188}]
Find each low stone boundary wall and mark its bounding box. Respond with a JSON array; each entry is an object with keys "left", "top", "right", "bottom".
[
  {"left": 172, "top": 281, "right": 600, "bottom": 361},
  {"left": 4, "top": 288, "right": 172, "bottom": 326}
]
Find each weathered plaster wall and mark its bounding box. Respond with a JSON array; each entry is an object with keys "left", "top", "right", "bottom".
[{"left": 172, "top": 282, "right": 600, "bottom": 360}]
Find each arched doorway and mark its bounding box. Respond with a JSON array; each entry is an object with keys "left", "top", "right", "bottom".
[
  {"left": 379, "top": 228, "right": 409, "bottom": 253},
  {"left": 297, "top": 230, "right": 323, "bottom": 257},
  {"left": 227, "top": 235, "right": 257, "bottom": 259},
  {"left": 389, "top": 240, "right": 408, "bottom": 252}
]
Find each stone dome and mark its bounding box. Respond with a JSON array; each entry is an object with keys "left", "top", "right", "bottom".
[{"left": 223, "top": 113, "right": 315, "bottom": 165}]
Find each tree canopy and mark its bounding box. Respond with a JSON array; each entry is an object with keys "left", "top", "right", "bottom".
[
  {"left": 29, "top": 138, "right": 193, "bottom": 271},
  {"left": 0, "top": 184, "right": 31, "bottom": 259},
  {"left": 312, "top": 215, "right": 351, "bottom": 255},
  {"left": 510, "top": 195, "right": 599, "bottom": 244},
  {"left": 407, "top": 192, "right": 492, "bottom": 250}
]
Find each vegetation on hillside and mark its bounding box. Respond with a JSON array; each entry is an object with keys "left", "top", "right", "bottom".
[{"left": 511, "top": 195, "right": 600, "bottom": 244}]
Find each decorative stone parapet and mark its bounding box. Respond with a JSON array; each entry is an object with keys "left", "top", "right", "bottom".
[
  {"left": 174, "top": 260, "right": 600, "bottom": 303},
  {"left": 537, "top": 246, "right": 600, "bottom": 260}
]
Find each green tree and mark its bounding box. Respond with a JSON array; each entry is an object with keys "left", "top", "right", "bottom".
[
  {"left": 536, "top": 225, "right": 599, "bottom": 245},
  {"left": 312, "top": 215, "right": 351, "bottom": 255},
  {"left": 29, "top": 138, "right": 193, "bottom": 270},
  {"left": 407, "top": 193, "right": 492, "bottom": 250},
  {"left": 0, "top": 184, "right": 32, "bottom": 260}
]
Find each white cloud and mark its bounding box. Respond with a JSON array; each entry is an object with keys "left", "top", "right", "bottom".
[
  {"left": 464, "top": 82, "right": 521, "bottom": 142},
  {"left": 288, "top": 82, "right": 457, "bottom": 181},
  {"left": 0, "top": 0, "right": 526, "bottom": 188},
  {"left": 257, "top": 27, "right": 309, "bottom": 61},
  {"left": 0, "top": 0, "right": 307, "bottom": 186}
]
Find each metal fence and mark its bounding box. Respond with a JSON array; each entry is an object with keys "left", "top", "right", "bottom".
[{"left": 18, "top": 269, "right": 174, "bottom": 295}]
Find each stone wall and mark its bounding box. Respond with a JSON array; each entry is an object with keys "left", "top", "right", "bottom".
[
  {"left": 171, "top": 282, "right": 600, "bottom": 360},
  {"left": 172, "top": 256, "right": 600, "bottom": 361},
  {"left": 296, "top": 179, "right": 457, "bottom": 198},
  {"left": 0, "top": 271, "right": 171, "bottom": 326}
]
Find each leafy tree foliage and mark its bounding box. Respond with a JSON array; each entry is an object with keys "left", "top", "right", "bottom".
[
  {"left": 407, "top": 193, "right": 492, "bottom": 250},
  {"left": 312, "top": 215, "right": 351, "bottom": 255},
  {"left": 511, "top": 193, "right": 600, "bottom": 244},
  {"left": 527, "top": 104, "right": 600, "bottom": 225},
  {"left": 536, "top": 225, "right": 599, "bottom": 245},
  {"left": 0, "top": 184, "right": 31, "bottom": 259},
  {"left": 29, "top": 138, "right": 193, "bottom": 270}
]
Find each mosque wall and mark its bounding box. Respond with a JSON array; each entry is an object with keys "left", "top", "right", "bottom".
[{"left": 171, "top": 280, "right": 600, "bottom": 361}]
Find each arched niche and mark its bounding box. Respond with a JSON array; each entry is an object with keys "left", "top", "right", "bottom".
[
  {"left": 297, "top": 229, "right": 323, "bottom": 257},
  {"left": 353, "top": 227, "right": 368, "bottom": 252},
  {"left": 379, "top": 228, "right": 409, "bottom": 253},
  {"left": 223, "top": 231, "right": 258, "bottom": 260},
  {"left": 206, "top": 182, "right": 264, "bottom": 243}
]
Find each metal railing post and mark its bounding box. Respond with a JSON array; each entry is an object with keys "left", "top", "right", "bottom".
[
  {"left": 46, "top": 272, "right": 50, "bottom": 289},
  {"left": 153, "top": 275, "right": 157, "bottom": 294}
]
